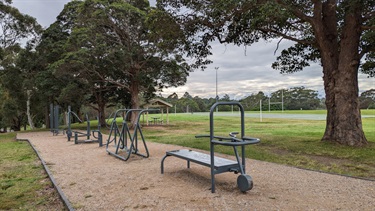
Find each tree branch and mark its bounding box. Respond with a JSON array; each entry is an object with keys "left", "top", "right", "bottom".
[
  {"left": 258, "top": 27, "right": 315, "bottom": 46},
  {"left": 359, "top": 45, "right": 375, "bottom": 59},
  {"left": 361, "top": 25, "right": 375, "bottom": 31},
  {"left": 274, "top": 38, "right": 283, "bottom": 55},
  {"left": 275, "top": 0, "right": 314, "bottom": 24},
  {"left": 362, "top": 10, "right": 375, "bottom": 21}
]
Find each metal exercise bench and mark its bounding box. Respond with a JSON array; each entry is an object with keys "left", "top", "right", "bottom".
[
  {"left": 161, "top": 102, "right": 260, "bottom": 193},
  {"left": 106, "top": 108, "right": 158, "bottom": 161}
]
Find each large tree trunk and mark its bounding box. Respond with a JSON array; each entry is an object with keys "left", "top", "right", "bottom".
[
  {"left": 12, "top": 117, "right": 22, "bottom": 131},
  {"left": 130, "top": 70, "right": 140, "bottom": 126},
  {"left": 97, "top": 91, "right": 107, "bottom": 127},
  {"left": 99, "top": 103, "right": 106, "bottom": 127},
  {"left": 322, "top": 63, "right": 368, "bottom": 146},
  {"left": 319, "top": 2, "right": 368, "bottom": 146},
  {"left": 26, "top": 90, "right": 35, "bottom": 130}
]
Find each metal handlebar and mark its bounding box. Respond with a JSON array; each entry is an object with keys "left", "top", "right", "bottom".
[
  {"left": 195, "top": 134, "right": 260, "bottom": 146},
  {"left": 229, "top": 132, "right": 239, "bottom": 138},
  {"left": 195, "top": 134, "right": 235, "bottom": 141}
]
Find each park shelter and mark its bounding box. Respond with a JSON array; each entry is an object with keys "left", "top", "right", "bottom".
[{"left": 144, "top": 98, "right": 173, "bottom": 125}]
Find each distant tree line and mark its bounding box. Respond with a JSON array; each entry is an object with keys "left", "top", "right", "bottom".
[{"left": 158, "top": 87, "right": 375, "bottom": 113}]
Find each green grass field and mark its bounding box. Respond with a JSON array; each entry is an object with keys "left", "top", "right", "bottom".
[
  {"left": 1, "top": 109, "right": 373, "bottom": 209},
  {"left": 73, "top": 109, "right": 375, "bottom": 180},
  {"left": 141, "top": 110, "right": 375, "bottom": 180}
]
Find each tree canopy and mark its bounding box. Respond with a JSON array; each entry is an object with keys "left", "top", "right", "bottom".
[
  {"left": 157, "top": 0, "right": 374, "bottom": 146},
  {"left": 30, "top": 0, "right": 191, "bottom": 125}
]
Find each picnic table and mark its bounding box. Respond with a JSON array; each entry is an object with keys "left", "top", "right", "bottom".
[{"left": 150, "top": 117, "right": 163, "bottom": 125}]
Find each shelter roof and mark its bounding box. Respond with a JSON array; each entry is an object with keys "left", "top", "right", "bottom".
[{"left": 145, "top": 98, "right": 173, "bottom": 108}]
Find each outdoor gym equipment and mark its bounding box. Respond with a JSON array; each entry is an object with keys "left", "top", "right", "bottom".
[
  {"left": 66, "top": 106, "right": 83, "bottom": 142},
  {"left": 106, "top": 108, "right": 158, "bottom": 161},
  {"left": 66, "top": 106, "right": 103, "bottom": 147},
  {"left": 50, "top": 104, "right": 64, "bottom": 136},
  {"left": 161, "top": 102, "right": 260, "bottom": 193}
]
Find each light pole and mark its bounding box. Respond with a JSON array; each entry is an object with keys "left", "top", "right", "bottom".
[
  {"left": 215, "top": 67, "right": 219, "bottom": 112},
  {"left": 282, "top": 89, "right": 284, "bottom": 112}
]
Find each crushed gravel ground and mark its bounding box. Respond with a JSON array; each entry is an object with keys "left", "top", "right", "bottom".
[{"left": 17, "top": 131, "right": 374, "bottom": 210}]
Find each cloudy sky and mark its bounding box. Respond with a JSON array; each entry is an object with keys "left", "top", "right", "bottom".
[{"left": 12, "top": 0, "right": 373, "bottom": 100}]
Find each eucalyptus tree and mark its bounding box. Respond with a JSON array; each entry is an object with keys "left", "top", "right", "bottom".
[
  {"left": 35, "top": 1, "right": 108, "bottom": 126},
  {"left": 240, "top": 91, "right": 268, "bottom": 111},
  {"left": 34, "top": 22, "right": 81, "bottom": 126},
  {"left": 58, "top": 0, "right": 190, "bottom": 123},
  {"left": 0, "top": 45, "right": 26, "bottom": 131},
  {"left": 0, "top": 44, "right": 43, "bottom": 131},
  {"left": 0, "top": 0, "right": 41, "bottom": 49},
  {"left": 193, "top": 96, "right": 208, "bottom": 112},
  {"left": 270, "top": 87, "right": 320, "bottom": 110},
  {"left": 0, "top": 1, "right": 41, "bottom": 130},
  {"left": 176, "top": 92, "right": 199, "bottom": 113},
  {"left": 359, "top": 89, "right": 375, "bottom": 109},
  {"left": 43, "top": 0, "right": 131, "bottom": 125},
  {"left": 16, "top": 43, "right": 45, "bottom": 129},
  {"left": 158, "top": 0, "right": 374, "bottom": 146},
  {"left": 52, "top": 23, "right": 122, "bottom": 126}
]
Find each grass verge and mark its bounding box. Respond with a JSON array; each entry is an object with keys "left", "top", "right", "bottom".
[{"left": 0, "top": 132, "right": 65, "bottom": 210}]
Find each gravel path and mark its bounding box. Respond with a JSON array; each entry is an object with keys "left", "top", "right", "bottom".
[{"left": 17, "top": 131, "right": 374, "bottom": 210}]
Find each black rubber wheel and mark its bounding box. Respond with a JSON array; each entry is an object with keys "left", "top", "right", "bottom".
[{"left": 237, "top": 174, "right": 253, "bottom": 192}]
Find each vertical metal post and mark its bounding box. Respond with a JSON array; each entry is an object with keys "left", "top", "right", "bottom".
[
  {"left": 209, "top": 101, "right": 244, "bottom": 193},
  {"left": 67, "top": 106, "right": 71, "bottom": 129},
  {"left": 268, "top": 97, "right": 270, "bottom": 112},
  {"left": 215, "top": 67, "right": 218, "bottom": 100},
  {"left": 260, "top": 100, "right": 262, "bottom": 122},
  {"left": 209, "top": 104, "right": 215, "bottom": 193},
  {"left": 54, "top": 105, "right": 59, "bottom": 134},
  {"left": 67, "top": 106, "right": 71, "bottom": 141},
  {"left": 239, "top": 103, "right": 246, "bottom": 173},
  {"left": 123, "top": 120, "right": 127, "bottom": 149},
  {"left": 86, "top": 114, "right": 90, "bottom": 140},
  {"left": 49, "top": 104, "right": 53, "bottom": 131}
]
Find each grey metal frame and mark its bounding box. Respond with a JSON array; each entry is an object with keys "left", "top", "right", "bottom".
[
  {"left": 105, "top": 109, "right": 128, "bottom": 152},
  {"left": 66, "top": 106, "right": 103, "bottom": 146},
  {"left": 66, "top": 106, "right": 83, "bottom": 142},
  {"left": 161, "top": 102, "right": 260, "bottom": 193},
  {"left": 106, "top": 108, "right": 158, "bottom": 161},
  {"left": 50, "top": 104, "right": 64, "bottom": 136}
]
